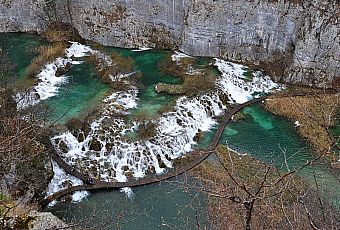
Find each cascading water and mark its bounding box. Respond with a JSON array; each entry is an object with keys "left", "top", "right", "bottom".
[
  {"left": 46, "top": 48, "right": 281, "bottom": 203},
  {"left": 10, "top": 36, "right": 281, "bottom": 203},
  {"left": 16, "top": 42, "right": 94, "bottom": 108},
  {"left": 214, "top": 58, "right": 283, "bottom": 103}
]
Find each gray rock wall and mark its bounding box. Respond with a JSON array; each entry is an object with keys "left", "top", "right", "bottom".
[
  {"left": 69, "top": 0, "right": 188, "bottom": 48},
  {"left": 0, "top": 0, "right": 45, "bottom": 32},
  {"left": 0, "top": 0, "right": 339, "bottom": 88}
]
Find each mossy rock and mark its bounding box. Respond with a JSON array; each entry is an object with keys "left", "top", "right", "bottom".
[
  {"left": 66, "top": 118, "right": 82, "bottom": 133},
  {"left": 218, "top": 93, "right": 229, "bottom": 105},
  {"left": 77, "top": 132, "right": 85, "bottom": 142},
  {"left": 58, "top": 140, "right": 69, "bottom": 153},
  {"left": 155, "top": 83, "right": 184, "bottom": 94},
  {"left": 122, "top": 165, "right": 129, "bottom": 172},
  {"left": 61, "top": 180, "right": 73, "bottom": 188},
  {"left": 193, "top": 131, "right": 204, "bottom": 142},
  {"left": 233, "top": 111, "right": 246, "bottom": 121},
  {"left": 89, "top": 139, "right": 102, "bottom": 151},
  {"left": 159, "top": 162, "right": 167, "bottom": 168},
  {"left": 331, "top": 161, "right": 340, "bottom": 169},
  {"left": 105, "top": 143, "right": 113, "bottom": 152},
  {"left": 66, "top": 118, "right": 91, "bottom": 137},
  {"left": 148, "top": 166, "right": 156, "bottom": 173},
  {"left": 55, "top": 62, "right": 72, "bottom": 77},
  {"left": 125, "top": 171, "right": 133, "bottom": 179}
]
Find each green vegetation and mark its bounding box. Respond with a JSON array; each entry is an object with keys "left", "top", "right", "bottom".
[
  {"left": 0, "top": 193, "right": 7, "bottom": 201},
  {"left": 242, "top": 67, "right": 254, "bottom": 82},
  {"left": 232, "top": 111, "right": 245, "bottom": 121}
]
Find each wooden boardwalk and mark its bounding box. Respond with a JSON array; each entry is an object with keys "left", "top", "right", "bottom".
[
  {"left": 41, "top": 91, "right": 337, "bottom": 208},
  {"left": 41, "top": 95, "right": 268, "bottom": 208}
]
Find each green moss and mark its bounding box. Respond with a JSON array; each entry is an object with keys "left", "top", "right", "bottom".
[
  {"left": 0, "top": 193, "right": 8, "bottom": 201},
  {"left": 232, "top": 111, "right": 245, "bottom": 121},
  {"left": 242, "top": 67, "right": 254, "bottom": 82}
]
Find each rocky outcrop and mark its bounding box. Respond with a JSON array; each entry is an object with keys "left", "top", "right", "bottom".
[
  {"left": 29, "top": 211, "right": 71, "bottom": 230},
  {"left": 155, "top": 83, "right": 185, "bottom": 94},
  {"left": 0, "top": 0, "right": 339, "bottom": 88}
]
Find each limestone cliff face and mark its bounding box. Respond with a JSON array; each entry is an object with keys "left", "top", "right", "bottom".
[{"left": 0, "top": 0, "right": 339, "bottom": 88}]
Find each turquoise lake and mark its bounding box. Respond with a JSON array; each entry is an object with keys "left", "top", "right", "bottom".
[{"left": 2, "top": 32, "right": 339, "bottom": 229}]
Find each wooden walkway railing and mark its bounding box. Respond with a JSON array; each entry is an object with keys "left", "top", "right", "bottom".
[{"left": 41, "top": 91, "right": 338, "bottom": 208}]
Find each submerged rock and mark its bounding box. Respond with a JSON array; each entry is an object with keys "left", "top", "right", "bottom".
[{"left": 232, "top": 112, "right": 246, "bottom": 121}]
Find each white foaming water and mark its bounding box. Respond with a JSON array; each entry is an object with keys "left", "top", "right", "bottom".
[
  {"left": 171, "top": 51, "right": 193, "bottom": 62},
  {"left": 120, "top": 187, "right": 134, "bottom": 198},
  {"left": 131, "top": 47, "right": 153, "bottom": 52},
  {"left": 16, "top": 42, "right": 93, "bottom": 109},
  {"left": 34, "top": 59, "right": 69, "bottom": 100},
  {"left": 214, "top": 58, "right": 282, "bottom": 104},
  {"left": 46, "top": 160, "right": 89, "bottom": 206},
  {"left": 47, "top": 52, "right": 283, "bottom": 203},
  {"left": 51, "top": 88, "right": 226, "bottom": 185},
  {"left": 103, "top": 87, "right": 139, "bottom": 114},
  {"left": 110, "top": 72, "right": 136, "bottom": 81},
  {"left": 66, "top": 42, "right": 93, "bottom": 58}
]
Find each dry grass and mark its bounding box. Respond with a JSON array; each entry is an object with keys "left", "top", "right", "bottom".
[
  {"left": 110, "top": 52, "right": 134, "bottom": 74},
  {"left": 182, "top": 73, "right": 216, "bottom": 96},
  {"left": 159, "top": 53, "right": 195, "bottom": 78},
  {"left": 192, "top": 145, "right": 339, "bottom": 230},
  {"left": 41, "top": 23, "right": 83, "bottom": 42},
  {"left": 156, "top": 73, "right": 216, "bottom": 96},
  {"left": 25, "top": 42, "right": 68, "bottom": 78},
  {"left": 264, "top": 94, "right": 339, "bottom": 152},
  {"left": 190, "top": 145, "right": 328, "bottom": 229},
  {"left": 158, "top": 53, "right": 216, "bottom": 96},
  {"left": 87, "top": 51, "right": 135, "bottom": 84}
]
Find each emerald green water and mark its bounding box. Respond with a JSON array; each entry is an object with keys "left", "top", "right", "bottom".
[
  {"left": 44, "top": 47, "right": 184, "bottom": 124},
  {"left": 2, "top": 33, "right": 209, "bottom": 229},
  {"left": 0, "top": 33, "right": 109, "bottom": 124},
  {"left": 105, "top": 48, "right": 181, "bottom": 117},
  {"left": 220, "top": 105, "right": 311, "bottom": 168},
  {"left": 331, "top": 114, "right": 340, "bottom": 153},
  {"left": 0, "top": 33, "right": 47, "bottom": 85},
  {"left": 129, "top": 50, "right": 180, "bottom": 116},
  {"left": 42, "top": 61, "right": 109, "bottom": 124},
  {"left": 4, "top": 32, "right": 339, "bottom": 226},
  {"left": 47, "top": 178, "right": 208, "bottom": 230},
  {"left": 218, "top": 104, "right": 340, "bottom": 207}
]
